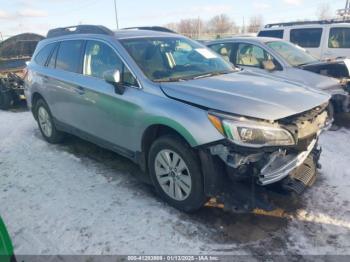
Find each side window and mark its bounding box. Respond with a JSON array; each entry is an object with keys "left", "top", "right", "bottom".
[
  {"left": 258, "top": 30, "right": 284, "bottom": 39},
  {"left": 236, "top": 44, "right": 265, "bottom": 67},
  {"left": 329, "top": 28, "right": 350, "bottom": 48},
  {"left": 236, "top": 43, "right": 281, "bottom": 70},
  {"left": 56, "top": 40, "right": 84, "bottom": 73},
  {"left": 47, "top": 44, "right": 59, "bottom": 68},
  {"left": 83, "top": 40, "right": 138, "bottom": 87},
  {"left": 290, "top": 28, "right": 322, "bottom": 48},
  {"left": 208, "top": 43, "right": 234, "bottom": 63},
  {"left": 34, "top": 43, "right": 56, "bottom": 66}
]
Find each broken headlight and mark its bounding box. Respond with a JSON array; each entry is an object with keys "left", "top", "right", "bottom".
[{"left": 208, "top": 113, "right": 295, "bottom": 148}]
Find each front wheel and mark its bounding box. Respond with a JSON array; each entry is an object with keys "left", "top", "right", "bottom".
[{"left": 148, "top": 135, "right": 206, "bottom": 212}]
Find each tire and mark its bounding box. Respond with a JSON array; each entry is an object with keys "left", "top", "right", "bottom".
[
  {"left": 0, "top": 87, "right": 14, "bottom": 110},
  {"left": 34, "top": 99, "right": 64, "bottom": 143},
  {"left": 148, "top": 135, "right": 206, "bottom": 212}
]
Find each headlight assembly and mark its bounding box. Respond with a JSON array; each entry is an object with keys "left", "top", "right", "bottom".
[{"left": 208, "top": 112, "right": 295, "bottom": 148}]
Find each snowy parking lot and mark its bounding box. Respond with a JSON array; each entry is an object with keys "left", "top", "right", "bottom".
[{"left": 0, "top": 109, "right": 350, "bottom": 258}]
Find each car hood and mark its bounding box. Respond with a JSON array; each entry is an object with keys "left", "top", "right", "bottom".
[
  {"left": 249, "top": 67, "right": 345, "bottom": 94},
  {"left": 160, "top": 71, "right": 330, "bottom": 121}
]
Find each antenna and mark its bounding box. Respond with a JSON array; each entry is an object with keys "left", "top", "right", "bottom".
[{"left": 114, "top": 0, "right": 119, "bottom": 29}]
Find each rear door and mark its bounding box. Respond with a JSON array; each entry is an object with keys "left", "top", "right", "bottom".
[
  {"left": 45, "top": 39, "right": 86, "bottom": 128},
  {"left": 324, "top": 26, "right": 350, "bottom": 59},
  {"left": 289, "top": 27, "right": 323, "bottom": 59}
]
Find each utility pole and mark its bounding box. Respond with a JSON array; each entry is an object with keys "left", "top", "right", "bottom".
[
  {"left": 197, "top": 16, "right": 201, "bottom": 39},
  {"left": 242, "top": 16, "right": 245, "bottom": 34},
  {"left": 337, "top": 0, "right": 350, "bottom": 19},
  {"left": 114, "top": 0, "right": 119, "bottom": 29}
]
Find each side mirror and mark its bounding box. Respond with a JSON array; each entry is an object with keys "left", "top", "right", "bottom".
[
  {"left": 103, "top": 70, "right": 125, "bottom": 95},
  {"left": 262, "top": 60, "right": 276, "bottom": 72}
]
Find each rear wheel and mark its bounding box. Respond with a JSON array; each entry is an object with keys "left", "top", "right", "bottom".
[
  {"left": 35, "top": 99, "right": 64, "bottom": 143},
  {"left": 148, "top": 135, "right": 206, "bottom": 212}
]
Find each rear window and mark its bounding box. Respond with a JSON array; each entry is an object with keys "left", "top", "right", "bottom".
[
  {"left": 290, "top": 28, "right": 322, "bottom": 48},
  {"left": 34, "top": 43, "right": 56, "bottom": 66},
  {"left": 329, "top": 27, "right": 350, "bottom": 48},
  {"left": 258, "top": 30, "right": 284, "bottom": 39},
  {"left": 56, "top": 40, "right": 84, "bottom": 73}
]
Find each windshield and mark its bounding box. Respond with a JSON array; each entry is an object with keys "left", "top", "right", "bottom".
[
  {"left": 121, "top": 37, "right": 235, "bottom": 82},
  {"left": 266, "top": 41, "right": 318, "bottom": 66}
]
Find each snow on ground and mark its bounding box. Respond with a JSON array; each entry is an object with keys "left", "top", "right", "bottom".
[{"left": 0, "top": 109, "right": 349, "bottom": 257}]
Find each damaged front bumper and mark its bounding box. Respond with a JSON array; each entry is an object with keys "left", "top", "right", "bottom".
[
  {"left": 259, "top": 138, "right": 318, "bottom": 186},
  {"left": 208, "top": 111, "right": 331, "bottom": 193}
]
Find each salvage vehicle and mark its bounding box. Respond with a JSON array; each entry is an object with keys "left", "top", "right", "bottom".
[
  {"left": 26, "top": 25, "right": 331, "bottom": 212},
  {"left": 0, "top": 33, "right": 44, "bottom": 110},
  {"left": 0, "top": 217, "right": 14, "bottom": 262},
  {"left": 205, "top": 37, "right": 350, "bottom": 117},
  {"left": 258, "top": 20, "right": 350, "bottom": 60}
]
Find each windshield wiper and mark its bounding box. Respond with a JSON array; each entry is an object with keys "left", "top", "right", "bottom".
[
  {"left": 154, "top": 70, "right": 234, "bottom": 82},
  {"left": 154, "top": 77, "right": 186, "bottom": 83},
  {"left": 296, "top": 62, "right": 312, "bottom": 67},
  {"left": 192, "top": 70, "right": 233, "bottom": 80}
]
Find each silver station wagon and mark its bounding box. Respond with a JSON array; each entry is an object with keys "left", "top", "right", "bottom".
[{"left": 25, "top": 25, "right": 331, "bottom": 212}]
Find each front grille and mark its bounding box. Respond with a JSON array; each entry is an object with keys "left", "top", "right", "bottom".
[
  {"left": 280, "top": 103, "right": 329, "bottom": 125},
  {"left": 281, "top": 155, "right": 317, "bottom": 194},
  {"left": 280, "top": 104, "right": 328, "bottom": 153}
]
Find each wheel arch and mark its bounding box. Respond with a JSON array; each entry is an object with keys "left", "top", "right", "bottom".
[
  {"left": 139, "top": 122, "right": 197, "bottom": 172},
  {"left": 31, "top": 92, "right": 45, "bottom": 119}
]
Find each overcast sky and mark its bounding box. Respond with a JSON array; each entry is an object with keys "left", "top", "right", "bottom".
[{"left": 0, "top": 0, "right": 347, "bottom": 38}]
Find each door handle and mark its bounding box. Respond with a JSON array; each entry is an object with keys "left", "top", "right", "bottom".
[{"left": 74, "top": 86, "right": 85, "bottom": 95}]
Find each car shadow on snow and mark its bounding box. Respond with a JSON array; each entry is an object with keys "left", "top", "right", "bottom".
[
  {"left": 7, "top": 100, "right": 28, "bottom": 113},
  {"left": 43, "top": 133, "right": 300, "bottom": 252}
]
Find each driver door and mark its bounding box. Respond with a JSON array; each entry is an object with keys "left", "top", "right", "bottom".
[{"left": 74, "top": 40, "right": 140, "bottom": 150}]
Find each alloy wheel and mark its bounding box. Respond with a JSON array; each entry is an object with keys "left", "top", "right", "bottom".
[
  {"left": 154, "top": 149, "right": 192, "bottom": 201},
  {"left": 38, "top": 106, "right": 53, "bottom": 137}
]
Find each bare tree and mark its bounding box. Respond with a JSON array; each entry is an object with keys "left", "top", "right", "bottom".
[
  {"left": 176, "top": 18, "right": 204, "bottom": 37},
  {"left": 208, "top": 14, "right": 234, "bottom": 35},
  {"left": 316, "top": 2, "right": 333, "bottom": 20},
  {"left": 247, "top": 15, "right": 264, "bottom": 33},
  {"left": 164, "top": 22, "right": 178, "bottom": 32}
]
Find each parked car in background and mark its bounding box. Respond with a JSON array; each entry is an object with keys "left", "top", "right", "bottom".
[
  {"left": 205, "top": 37, "right": 350, "bottom": 117},
  {"left": 258, "top": 20, "right": 350, "bottom": 60},
  {"left": 26, "top": 25, "right": 331, "bottom": 213},
  {"left": 0, "top": 33, "right": 44, "bottom": 110}
]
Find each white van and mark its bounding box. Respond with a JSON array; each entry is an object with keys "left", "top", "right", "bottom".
[{"left": 258, "top": 20, "right": 350, "bottom": 60}]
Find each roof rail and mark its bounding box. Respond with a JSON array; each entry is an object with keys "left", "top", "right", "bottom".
[
  {"left": 264, "top": 19, "right": 350, "bottom": 28},
  {"left": 122, "top": 26, "right": 176, "bottom": 33},
  {"left": 47, "top": 25, "right": 114, "bottom": 38}
]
